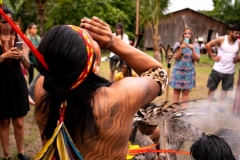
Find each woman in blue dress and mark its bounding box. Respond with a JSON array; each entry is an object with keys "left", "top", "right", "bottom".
[{"left": 169, "top": 27, "right": 200, "bottom": 108}]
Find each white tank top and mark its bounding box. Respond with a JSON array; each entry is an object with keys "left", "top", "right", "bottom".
[{"left": 213, "top": 35, "right": 239, "bottom": 74}]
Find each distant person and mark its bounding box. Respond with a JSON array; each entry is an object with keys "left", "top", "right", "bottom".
[
  {"left": 194, "top": 37, "right": 199, "bottom": 46},
  {"left": 169, "top": 27, "right": 200, "bottom": 109},
  {"left": 114, "top": 62, "right": 138, "bottom": 82},
  {"left": 26, "top": 23, "right": 41, "bottom": 84},
  {"left": 205, "top": 24, "right": 240, "bottom": 112},
  {"left": 200, "top": 42, "right": 206, "bottom": 54},
  {"left": 190, "top": 134, "right": 235, "bottom": 160},
  {"left": 109, "top": 22, "right": 129, "bottom": 82}
]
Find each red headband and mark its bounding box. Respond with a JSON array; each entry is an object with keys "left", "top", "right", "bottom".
[{"left": 67, "top": 25, "right": 94, "bottom": 90}]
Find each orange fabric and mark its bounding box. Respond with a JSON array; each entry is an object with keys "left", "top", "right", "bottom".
[{"left": 129, "top": 148, "right": 190, "bottom": 155}]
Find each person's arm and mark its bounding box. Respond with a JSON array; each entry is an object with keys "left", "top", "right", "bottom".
[
  {"left": 188, "top": 43, "right": 200, "bottom": 61},
  {"left": 21, "top": 41, "right": 30, "bottom": 69},
  {"left": 29, "top": 73, "right": 41, "bottom": 101},
  {"left": 81, "top": 17, "right": 167, "bottom": 113},
  {"left": 0, "top": 54, "right": 4, "bottom": 63},
  {"left": 34, "top": 75, "right": 48, "bottom": 146},
  {"left": 149, "top": 127, "right": 163, "bottom": 160},
  {"left": 233, "top": 41, "right": 240, "bottom": 63},
  {"left": 205, "top": 37, "right": 223, "bottom": 62},
  {"left": 174, "top": 42, "right": 187, "bottom": 61},
  {"left": 0, "top": 47, "right": 24, "bottom": 63},
  {"left": 80, "top": 17, "right": 162, "bottom": 75}
]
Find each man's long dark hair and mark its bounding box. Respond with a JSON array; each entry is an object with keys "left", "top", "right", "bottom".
[
  {"left": 190, "top": 134, "right": 235, "bottom": 160},
  {"left": 36, "top": 25, "right": 111, "bottom": 143}
]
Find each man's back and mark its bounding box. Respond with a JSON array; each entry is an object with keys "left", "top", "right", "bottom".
[{"left": 35, "top": 76, "right": 161, "bottom": 159}]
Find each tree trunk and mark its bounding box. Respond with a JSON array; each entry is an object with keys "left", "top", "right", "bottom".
[
  {"left": 153, "top": 34, "right": 161, "bottom": 61},
  {"left": 37, "top": 3, "right": 45, "bottom": 36}
]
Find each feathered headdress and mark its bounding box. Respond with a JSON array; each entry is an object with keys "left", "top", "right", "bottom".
[
  {"left": 159, "top": 44, "right": 180, "bottom": 64},
  {"left": 133, "top": 101, "right": 168, "bottom": 125}
]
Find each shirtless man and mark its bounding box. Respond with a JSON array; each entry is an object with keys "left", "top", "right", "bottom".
[
  {"left": 34, "top": 17, "right": 168, "bottom": 159},
  {"left": 205, "top": 24, "right": 240, "bottom": 112}
]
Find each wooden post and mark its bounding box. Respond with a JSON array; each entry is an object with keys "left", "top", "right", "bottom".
[
  {"left": 160, "top": 120, "right": 168, "bottom": 160},
  {"left": 134, "top": 0, "right": 140, "bottom": 47},
  {"left": 135, "top": 0, "right": 139, "bottom": 35},
  {"left": 166, "top": 63, "right": 171, "bottom": 101},
  {"left": 233, "top": 69, "right": 240, "bottom": 115}
]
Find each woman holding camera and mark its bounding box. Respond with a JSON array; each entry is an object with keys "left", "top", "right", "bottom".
[
  {"left": 0, "top": 6, "right": 30, "bottom": 160},
  {"left": 169, "top": 27, "right": 200, "bottom": 108}
]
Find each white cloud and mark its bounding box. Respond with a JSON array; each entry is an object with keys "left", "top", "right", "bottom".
[{"left": 169, "top": 0, "right": 214, "bottom": 12}]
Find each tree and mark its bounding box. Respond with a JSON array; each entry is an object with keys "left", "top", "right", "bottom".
[
  {"left": 3, "top": 0, "right": 25, "bottom": 24},
  {"left": 8, "top": 0, "right": 138, "bottom": 42},
  {"left": 139, "top": 0, "right": 170, "bottom": 62},
  {"left": 202, "top": 0, "right": 240, "bottom": 25},
  {"left": 43, "top": 0, "right": 136, "bottom": 39},
  {"left": 35, "top": 0, "right": 47, "bottom": 35}
]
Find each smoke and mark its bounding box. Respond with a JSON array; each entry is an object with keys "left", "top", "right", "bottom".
[{"left": 175, "top": 91, "right": 240, "bottom": 159}]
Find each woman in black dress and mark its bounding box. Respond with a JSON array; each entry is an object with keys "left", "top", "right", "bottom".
[{"left": 0, "top": 6, "right": 30, "bottom": 160}]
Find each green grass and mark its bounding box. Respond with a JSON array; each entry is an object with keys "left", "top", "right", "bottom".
[
  {"left": 1, "top": 51, "right": 240, "bottom": 159},
  {"left": 99, "top": 51, "right": 240, "bottom": 101}
]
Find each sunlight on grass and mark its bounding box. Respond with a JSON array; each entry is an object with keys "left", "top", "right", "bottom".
[
  {"left": 99, "top": 52, "right": 240, "bottom": 102},
  {"left": 1, "top": 50, "right": 240, "bottom": 159}
]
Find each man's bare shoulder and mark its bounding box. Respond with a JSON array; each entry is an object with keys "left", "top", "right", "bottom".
[
  {"left": 94, "top": 76, "right": 159, "bottom": 116},
  {"left": 209, "top": 36, "right": 225, "bottom": 46}
]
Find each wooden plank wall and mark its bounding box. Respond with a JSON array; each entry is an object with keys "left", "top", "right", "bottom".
[{"left": 144, "top": 8, "right": 229, "bottom": 49}]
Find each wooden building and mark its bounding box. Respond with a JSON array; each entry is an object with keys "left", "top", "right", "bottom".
[{"left": 144, "top": 8, "right": 230, "bottom": 49}]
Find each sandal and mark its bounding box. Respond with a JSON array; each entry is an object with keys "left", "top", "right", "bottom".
[{"left": 17, "top": 153, "right": 30, "bottom": 160}]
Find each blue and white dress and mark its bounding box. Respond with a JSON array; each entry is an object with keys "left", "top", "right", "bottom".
[{"left": 169, "top": 42, "right": 200, "bottom": 90}]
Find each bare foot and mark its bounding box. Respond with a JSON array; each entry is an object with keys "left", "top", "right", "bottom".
[{"left": 29, "top": 95, "right": 35, "bottom": 105}]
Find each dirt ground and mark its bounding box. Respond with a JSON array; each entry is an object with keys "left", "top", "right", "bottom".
[
  {"left": 0, "top": 105, "right": 42, "bottom": 159},
  {"left": 158, "top": 96, "right": 240, "bottom": 160},
  {"left": 0, "top": 89, "right": 240, "bottom": 160}
]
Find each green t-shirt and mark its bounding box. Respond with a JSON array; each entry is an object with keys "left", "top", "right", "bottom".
[{"left": 28, "top": 35, "right": 41, "bottom": 65}]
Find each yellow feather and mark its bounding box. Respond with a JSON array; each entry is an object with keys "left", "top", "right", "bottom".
[
  {"left": 126, "top": 141, "right": 140, "bottom": 159},
  {"left": 57, "top": 127, "right": 70, "bottom": 160},
  {"left": 34, "top": 123, "right": 63, "bottom": 160},
  {"left": 42, "top": 143, "right": 55, "bottom": 160}
]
